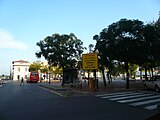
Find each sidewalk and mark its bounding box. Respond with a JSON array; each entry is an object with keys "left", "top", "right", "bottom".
[{"left": 39, "top": 79, "right": 144, "bottom": 97}]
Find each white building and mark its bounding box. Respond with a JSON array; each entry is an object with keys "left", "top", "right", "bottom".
[{"left": 12, "top": 60, "right": 30, "bottom": 81}]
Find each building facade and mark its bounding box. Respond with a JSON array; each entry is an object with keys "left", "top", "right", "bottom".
[{"left": 12, "top": 60, "right": 30, "bottom": 81}]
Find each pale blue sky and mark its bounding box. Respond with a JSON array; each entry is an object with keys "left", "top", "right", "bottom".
[{"left": 0, "top": 0, "right": 159, "bottom": 74}]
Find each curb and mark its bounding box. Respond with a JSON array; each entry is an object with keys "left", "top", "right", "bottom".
[
  {"left": 39, "top": 84, "right": 70, "bottom": 91},
  {"left": 39, "top": 85, "right": 65, "bottom": 97},
  {"left": 39, "top": 82, "right": 144, "bottom": 97},
  {"left": 39, "top": 84, "right": 92, "bottom": 97}
]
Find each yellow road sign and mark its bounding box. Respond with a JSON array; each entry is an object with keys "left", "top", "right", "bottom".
[{"left": 82, "top": 53, "right": 98, "bottom": 70}]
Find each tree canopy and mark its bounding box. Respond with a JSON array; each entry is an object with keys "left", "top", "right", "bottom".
[
  {"left": 36, "top": 33, "right": 85, "bottom": 69},
  {"left": 93, "top": 17, "right": 160, "bottom": 88},
  {"left": 29, "top": 61, "right": 41, "bottom": 72}
]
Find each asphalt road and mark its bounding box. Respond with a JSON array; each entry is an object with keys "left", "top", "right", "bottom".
[{"left": 0, "top": 81, "right": 158, "bottom": 120}]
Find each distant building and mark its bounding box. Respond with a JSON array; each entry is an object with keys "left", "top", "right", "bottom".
[{"left": 12, "top": 60, "right": 30, "bottom": 81}]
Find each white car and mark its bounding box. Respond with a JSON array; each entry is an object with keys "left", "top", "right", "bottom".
[{"left": 143, "top": 75, "right": 160, "bottom": 92}]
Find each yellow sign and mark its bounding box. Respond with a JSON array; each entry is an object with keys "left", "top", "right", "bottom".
[{"left": 82, "top": 53, "right": 98, "bottom": 70}]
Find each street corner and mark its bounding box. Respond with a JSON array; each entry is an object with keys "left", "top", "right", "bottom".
[
  {"left": 39, "top": 84, "right": 68, "bottom": 97},
  {"left": 39, "top": 84, "right": 93, "bottom": 97}
]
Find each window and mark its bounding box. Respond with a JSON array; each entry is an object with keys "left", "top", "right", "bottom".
[
  {"left": 18, "top": 67, "right": 20, "bottom": 71},
  {"left": 25, "top": 68, "right": 28, "bottom": 72}
]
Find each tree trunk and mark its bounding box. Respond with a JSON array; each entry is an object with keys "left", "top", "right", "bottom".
[
  {"left": 140, "top": 70, "right": 142, "bottom": 80},
  {"left": 144, "top": 66, "right": 148, "bottom": 81},
  {"left": 101, "top": 69, "right": 107, "bottom": 87},
  {"left": 62, "top": 66, "right": 65, "bottom": 86},
  {"left": 107, "top": 71, "right": 110, "bottom": 84},
  {"left": 151, "top": 67, "right": 154, "bottom": 78},
  {"left": 88, "top": 70, "right": 90, "bottom": 86},
  {"left": 125, "top": 61, "right": 129, "bottom": 89},
  {"left": 110, "top": 73, "right": 112, "bottom": 83},
  {"left": 94, "top": 69, "right": 98, "bottom": 91}
]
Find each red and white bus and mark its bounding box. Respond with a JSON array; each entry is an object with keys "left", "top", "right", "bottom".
[{"left": 27, "top": 72, "right": 39, "bottom": 83}]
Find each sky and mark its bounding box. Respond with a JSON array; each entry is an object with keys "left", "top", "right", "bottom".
[{"left": 0, "top": 0, "right": 159, "bottom": 75}]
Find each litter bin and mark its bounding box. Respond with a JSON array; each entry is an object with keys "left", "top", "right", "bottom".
[{"left": 89, "top": 78, "right": 94, "bottom": 92}]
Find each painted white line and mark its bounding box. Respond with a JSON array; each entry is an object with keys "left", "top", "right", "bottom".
[
  {"left": 109, "top": 93, "right": 142, "bottom": 100},
  {"left": 111, "top": 93, "right": 151, "bottom": 101},
  {"left": 130, "top": 98, "right": 160, "bottom": 106},
  {"left": 119, "top": 95, "right": 160, "bottom": 103},
  {"left": 39, "top": 86, "right": 64, "bottom": 97},
  {"left": 118, "top": 94, "right": 152, "bottom": 103},
  {"left": 95, "top": 91, "right": 133, "bottom": 97},
  {"left": 145, "top": 105, "right": 158, "bottom": 110},
  {"left": 0, "top": 85, "right": 2, "bottom": 88},
  {"left": 101, "top": 92, "right": 141, "bottom": 99}
]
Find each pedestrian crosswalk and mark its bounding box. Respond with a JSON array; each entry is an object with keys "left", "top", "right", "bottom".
[{"left": 95, "top": 91, "right": 160, "bottom": 110}]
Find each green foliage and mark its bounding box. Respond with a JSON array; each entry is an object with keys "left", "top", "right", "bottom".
[
  {"left": 110, "top": 63, "right": 125, "bottom": 76},
  {"left": 41, "top": 65, "right": 48, "bottom": 73},
  {"left": 94, "top": 17, "right": 160, "bottom": 70},
  {"left": 129, "top": 64, "right": 138, "bottom": 77},
  {"left": 94, "top": 16, "right": 160, "bottom": 87},
  {"left": 88, "top": 44, "right": 94, "bottom": 53},
  {"left": 29, "top": 62, "right": 41, "bottom": 72},
  {"left": 52, "top": 66, "right": 62, "bottom": 75},
  {"left": 104, "top": 19, "right": 144, "bottom": 63},
  {"left": 36, "top": 33, "right": 85, "bottom": 69}
]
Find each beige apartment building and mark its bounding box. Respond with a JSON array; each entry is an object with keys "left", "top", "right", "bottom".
[{"left": 12, "top": 60, "right": 30, "bottom": 81}]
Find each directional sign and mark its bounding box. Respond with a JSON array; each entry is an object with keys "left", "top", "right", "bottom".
[{"left": 82, "top": 53, "right": 98, "bottom": 70}]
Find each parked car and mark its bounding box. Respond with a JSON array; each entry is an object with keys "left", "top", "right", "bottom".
[
  {"left": 143, "top": 75, "right": 160, "bottom": 92},
  {"left": 0, "top": 80, "right": 7, "bottom": 84},
  {"left": 0, "top": 80, "right": 2, "bottom": 84}
]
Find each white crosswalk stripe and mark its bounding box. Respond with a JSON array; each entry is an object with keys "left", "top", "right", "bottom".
[
  {"left": 130, "top": 98, "right": 160, "bottom": 106},
  {"left": 118, "top": 95, "right": 160, "bottom": 103},
  {"left": 95, "top": 91, "right": 160, "bottom": 111},
  {"left": 145, "top": 105, "right": 158, "bottom": 110},
  {"left": 95, "top": 91, "right": 133, "bottom": 97},
  {"left": 110, "top": 93, "right": 151, "bottom": 101},
  {"left": 102, "top": 92, "right": 142, "bottom": 99}
]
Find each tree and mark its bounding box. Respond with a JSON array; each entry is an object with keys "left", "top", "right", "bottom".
[
  {"left": 93, "top": 35, "right": 107, "bottom": 86},
  {"left": 111, "top": 62, "right": 126, "bottom": 77},
  {"left": 140, "top": 17, "right": 160, "bottom": 79},
  {"left": 129, "top": 64, "right": 138, "bottom": 78},
  {"left": 52, "top": 66, "right": 63, "bottom": 79},
  {"left": 36, "top": 33, "right": 85, "bottom": 84},
  {"left": 88, "top": 44, "right": 94, "bottom": 53},
  {"left": 94, "top": 19, "right": 144, "bottom": 89},
  {"left": 41, "top": 65, "right": 48, "bottom": 74},
  {"left": 29, "top": 61, "right": 41, "bottom": 72}
]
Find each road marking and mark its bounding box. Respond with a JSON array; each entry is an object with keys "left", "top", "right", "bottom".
[
  {"left": 95, "top": 91, "right": 133, "bottom": 97},
  {"left": 110, "top": 93, "right": 151, "bottom": 101},
  {"left": 118, "top": 95, "right": 160, "bottom": 103},
  {"left": 145, "top": 105, "right": 158, "bottom": 110},
  {"left": 96, "top": 91, "right": 160, "bottom": 110},
  {"left": 130, "top": 98, "right": 160, "bottom": 106},
  {"left": 101, "top": 92, "right": 141, "bottom": 99},
  {"left": 39, "top": 86, "right": 65, "bottom": 97}
]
